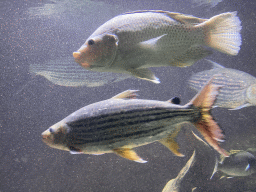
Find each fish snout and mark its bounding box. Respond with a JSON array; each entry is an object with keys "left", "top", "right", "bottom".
[
  {"left": 73, "top": 50, "right": 91, "bottom": 68},
  {"left": 41, "top": 130, "right": 52, "bottom": 143}
]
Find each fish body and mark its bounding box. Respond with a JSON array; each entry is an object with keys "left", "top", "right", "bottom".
[
  {"left": 42, "top": 79, "right": 228, "bottom": 162},
  {"left": 73, "top": 10, "right": 241, "bottom": 83},
  {"left": 162, "top": 150, "right": 196, "bottom": 192},
  {"left": 212, "top": 150, "right": 256, "bottom": 178},
  {"left": 189, "top": 60, "right": 256, "bottom": 109},
  {"left": 29, "top": 57, "right": 131, "bottom": 87}
]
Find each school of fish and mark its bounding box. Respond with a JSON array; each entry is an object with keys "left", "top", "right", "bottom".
[{"left": 39, "top": 7, "right": 256, "bottom": 192}]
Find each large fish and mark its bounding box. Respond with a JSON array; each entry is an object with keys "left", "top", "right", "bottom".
[
  {"left": 42, "top": 78, "right": 228, "bottom": 163},
  {"left": 29, "top": 57, "right": 131, "bottom": 87},
  {"left": 189, "top": 60, "right": 256, "bottom": 110},
  {"left": 73, "top": 10, "right": 242, "bottom": 83}
]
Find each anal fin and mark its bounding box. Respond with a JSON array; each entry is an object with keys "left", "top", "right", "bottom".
[
  {"left": 159, "top": 127, "right": 184, "bottom": 157},
  {"left": 113, "top": 148, "right": 147, "bottom": 163}
]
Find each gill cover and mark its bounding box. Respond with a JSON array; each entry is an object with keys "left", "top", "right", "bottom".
[{"left": 73, "top": 34, "right": 118, "bottom": 69}]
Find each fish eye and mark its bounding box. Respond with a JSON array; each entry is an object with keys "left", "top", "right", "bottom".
[
  {"left": 49, "top": 128, "right": 54, "bottom": 133},
  {"left": 88, "top": 39, "right": 95, "bottom": 46}
]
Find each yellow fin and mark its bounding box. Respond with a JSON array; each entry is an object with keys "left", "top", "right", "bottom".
[
  {"left": 159, "top": 127, "right": 184, "bottom": 157},
  {"left": 113, "top": 148, "right": 147, "bottom": 163},
  {"left": 111, "top": 90, "right": 139, "bottom": 99}
]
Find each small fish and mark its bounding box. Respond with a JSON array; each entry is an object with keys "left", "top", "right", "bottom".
[
  {"left": 29, "top": 57, "right": 131, "bottom": 87},
  {"left": 42, "top": 78, "right": 228, "bottom": 163},
  {"left": 192, "top": 0, "right": 223, "bottom": 8},
  {"left": 189, "top": 60, "right": 256, "bottom": 110},
  {"left": 211, "top": 150, "right": 256, "bottom": 178},
  {"left": 162, "top": 150, "right": 196, "bottom": 192},
  {"left": 73, "top": 10, "right": 242, "bottom": 83}
]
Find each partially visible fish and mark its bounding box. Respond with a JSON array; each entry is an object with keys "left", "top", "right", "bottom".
[
  {"left": 29, "top": 57, "right": 131, "bottom": 87},
  {"left": 192, "top": 0, "right": 223, "bottom": 8},
  {"left": 73, "top": 10, "right": 242, "bottom": 83},
  {"left": 41, "top": 78, "right": 228, "bottom": 163},
  {"left": 211, "top": 150, "right": 256, "bottom": 178},
  {"left": 162, "top": 150, "right": 196, "bottom": 192},
  {"left": 189, "top": 60, "right": 256, "bottom": 110}
]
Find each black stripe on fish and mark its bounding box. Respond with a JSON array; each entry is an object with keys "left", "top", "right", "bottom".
[{"left": 66, "top": 107, "right": 199, "bottom": 145}]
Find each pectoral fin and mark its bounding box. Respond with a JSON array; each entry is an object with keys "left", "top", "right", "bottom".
[
  {"left": 111, "top": 89, "right": 139, "bottom": 99},
  {"left": 113, "top": 148, "right": 147, "bottom": 163},
  {"left": 159, "top": 128, "right": 184, "bottom": 157},
  {"left": 126, "top": 68, "right": 160, "bottom": 84},
  {"left": 138, "top": 34, "right": 167, "bottom": 51}
]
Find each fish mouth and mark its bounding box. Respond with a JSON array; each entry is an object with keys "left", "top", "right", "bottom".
[
  {"left": 73, "top": 51, "right": 91, "bottom": 68},
  {"left": 41, "top": 130, "right": 52, "bottom": 144}
]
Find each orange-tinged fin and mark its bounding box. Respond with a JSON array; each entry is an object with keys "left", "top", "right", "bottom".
[
  {"left": 159, "top": 125, "right": 184, "bottom": 157},
  {"left": 113, "top": 148, "right": 147, "bottom": 163},
  {"left": 188, "top": 77, "right": 229, "bottom": 157},
  {"left": 199, "top": 12, "right": 242, "bottom": 55}
]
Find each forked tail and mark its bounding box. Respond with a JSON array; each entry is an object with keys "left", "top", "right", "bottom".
[
  {"left": 199, "top": 12, "right": 242, "bottom": 56},
  {"left": 188, "top": 77, "right": 229, "bottom": 157}
]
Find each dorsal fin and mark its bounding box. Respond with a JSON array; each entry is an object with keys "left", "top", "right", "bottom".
[
  {"left": 111, "top": 90, "right": 139, "bottom": 99},
  {"left": 206, "top": 59, "right": 225, "bottom": 69},
  {"left": 124, "top": 10, "right": 207, "bottom": 25},
  {"left": 167, "top": 97, "right": 181, "bottom": 104}
]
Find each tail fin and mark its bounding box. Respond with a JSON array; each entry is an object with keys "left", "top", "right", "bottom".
[
  {"left": 188, "top": 77, "right": 229, "bottom": 157},
  {"left": 200, "top": 12, "right": 242, "bottom": 55}
]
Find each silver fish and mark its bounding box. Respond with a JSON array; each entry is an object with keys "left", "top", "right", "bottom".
[
  {"left": 211, "top": 150, "right": 256, "bottom": 178},
  {"left": 73, "top": 10, "right": 242, "bottom": 83},
  {"left": 192, "top": 0, "right": 223, "bottom": 8},
  {"left": 41, "top": 79, "right": 228, "bottom": 163},
  {"left": 189, "top": 60, "right": 256, "bottom": 110},
  {"left": 29, "top": 57, "right": 131, "bottom": 87},
  {"left": 162, "top": 150, "right": 196, "bottom": 192}
]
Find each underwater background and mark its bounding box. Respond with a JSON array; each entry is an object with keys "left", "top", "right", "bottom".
[{"left": 1, "top": 0, "right": 256, "bottom": 191}]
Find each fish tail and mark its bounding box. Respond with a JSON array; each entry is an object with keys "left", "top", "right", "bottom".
[
  {"left": 188, "top": 77, "right": 229, "bottom": 157},
  {"left": 201, "top": 12, "right": 242, "bottom": 55}
]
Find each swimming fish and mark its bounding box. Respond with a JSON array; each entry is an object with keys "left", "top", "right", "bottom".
[
  {"left": 73, "top": 10, "right": 242, "bottom": 83},
  {"left": 211, "top": 150, "right": 256, "bottom": 178},
  {"left": 29, "top": 57, "right": 131, "bottom": 87},
  {"left": 191, "top": 0, "right": 223, "bottom": 8},
  {"left": 162, "top": 150, "right": 196, "bottom": 192},
  {"left": 42, "top": 78, "right": 228, "bottom": 162},
  {"left": 189, "top": 60, "right": 256, "bottom": 110}
]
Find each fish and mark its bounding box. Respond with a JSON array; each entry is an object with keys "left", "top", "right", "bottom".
[
  {"left": 29, "top": 57, "right": 131, "bottom": 87},
  {"left": 41, "top": 78, "right": 228, "bottom": 163},
  {"left": 73, "top": 10, "right": 242, "bottom": 83},
  {"left": 191, "top": 0, "right": 223, "bottom": 8},
  {"left": 162, "top": 150, "right": 196, "bottom": 192},
  {"left": 211, "top": 150, "right": 256, "bottom": 178},
  {"left": 188, "top": 60, "right": 256, "bottom": 110}
]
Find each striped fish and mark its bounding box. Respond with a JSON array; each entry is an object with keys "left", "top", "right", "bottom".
[
  {"left": 29, "top": 57, "right": 131, "bottom": 87},
  {"left": 189, "top": 60, "right": 256, "bottom": 110},
  {"left": 42, "top": 79, "right": 228, "bottom": 163}
]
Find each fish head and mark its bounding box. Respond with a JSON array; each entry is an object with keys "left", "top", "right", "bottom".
[
  {"left": 41, "top": 122, "right": 70, "bottom": 151},
  {"left": 73, "top": 34, "right": 118, "bottom": 70},
  {"left": 247, "top": 84, "right": 256, "bottom": 105}
]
